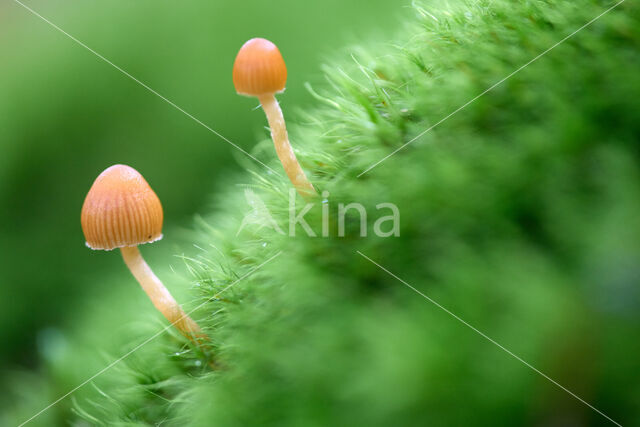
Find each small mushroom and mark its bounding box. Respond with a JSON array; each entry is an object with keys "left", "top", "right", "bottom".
[
  {"left": 81, "top": 164, "right": 204, "bottom": 342},
  {"left": 233, "top": 37, "right": 317, "bottom": 199}
]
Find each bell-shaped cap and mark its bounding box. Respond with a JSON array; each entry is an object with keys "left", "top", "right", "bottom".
[
  {"left": 233, "top": 38, "right": 287, "bottom": 96},
  {"left": 81, "top": 164, "right": 163, "bottom": 250}
]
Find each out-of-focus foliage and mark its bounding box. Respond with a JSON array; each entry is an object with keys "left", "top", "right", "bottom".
[
  {"left": 3, "top": 0, "right": 640, "bottom": 425},
  {"left": 179, "top": 1, "right": 640, "bottom": 424}
]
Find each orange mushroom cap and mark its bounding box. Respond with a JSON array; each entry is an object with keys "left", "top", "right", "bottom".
[
  {"left": 81, "top": 164, "right": 163, "bottom": 250},
  {"left": 233, "top": 38, "right": 287, "bottom": 96}
]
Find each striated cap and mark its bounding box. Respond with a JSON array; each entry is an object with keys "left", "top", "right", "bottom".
[
  {"left": 81, "top": 164, "right": 163, "bottom": 250},
  {"left": 233, "top": 38, "right": 287, "bottom": 96}
]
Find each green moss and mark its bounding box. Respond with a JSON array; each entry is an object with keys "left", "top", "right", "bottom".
[{"left": 6, "top": 0, "right": 640, "bottom": 425}]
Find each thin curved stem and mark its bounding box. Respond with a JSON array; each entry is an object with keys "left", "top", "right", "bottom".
[
  {"left": 258, "top": 93, "right": 317, "bottom": 199},
  {"left": 120, "top": 245, "right": 206, "bottom": 344}
]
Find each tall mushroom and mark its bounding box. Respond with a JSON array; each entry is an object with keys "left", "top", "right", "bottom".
[
  {"left": 233, "top": 37, "right": 317, "bottom": 199},
  {"left": 81, "top": 164, "right": 204, "bottom": 342}
]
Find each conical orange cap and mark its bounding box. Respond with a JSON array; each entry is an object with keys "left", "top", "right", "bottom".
[
  {"left": 233, "top": 38, "right": 287, "bottom": 96},
  {"left": 81, "top": 164, "right": 163, "bottom": 250}
]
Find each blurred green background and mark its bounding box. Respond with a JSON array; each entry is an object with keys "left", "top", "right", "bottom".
[{"left": 0, "top": 0, "right": 399, "bottom": 371}]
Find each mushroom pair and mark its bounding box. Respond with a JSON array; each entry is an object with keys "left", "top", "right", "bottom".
[{"left": 80, "top": 38, "right": 312, "bottom": 341}]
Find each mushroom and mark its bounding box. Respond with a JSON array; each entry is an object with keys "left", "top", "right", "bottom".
[
  {"left": 233, "top": 37, "right": 317, "bottom": 199},
  {"left": 81, "top": 164, "right": 205, "bottom": 343}
]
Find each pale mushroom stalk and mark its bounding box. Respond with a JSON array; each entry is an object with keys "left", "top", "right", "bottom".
[
  {"left": 258, "top": 94, "right": 316, "bottom": 199},
  {"left": 120, "top": 246, "right": 202, "bottom": 340}
]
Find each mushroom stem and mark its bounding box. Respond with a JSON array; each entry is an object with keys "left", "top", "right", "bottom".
[
  {"left": 258, "top": 94, "right": 317, "bottom": 199},
  {"left": 120, "top": 245, "right": 204, "bottom": 343}
]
